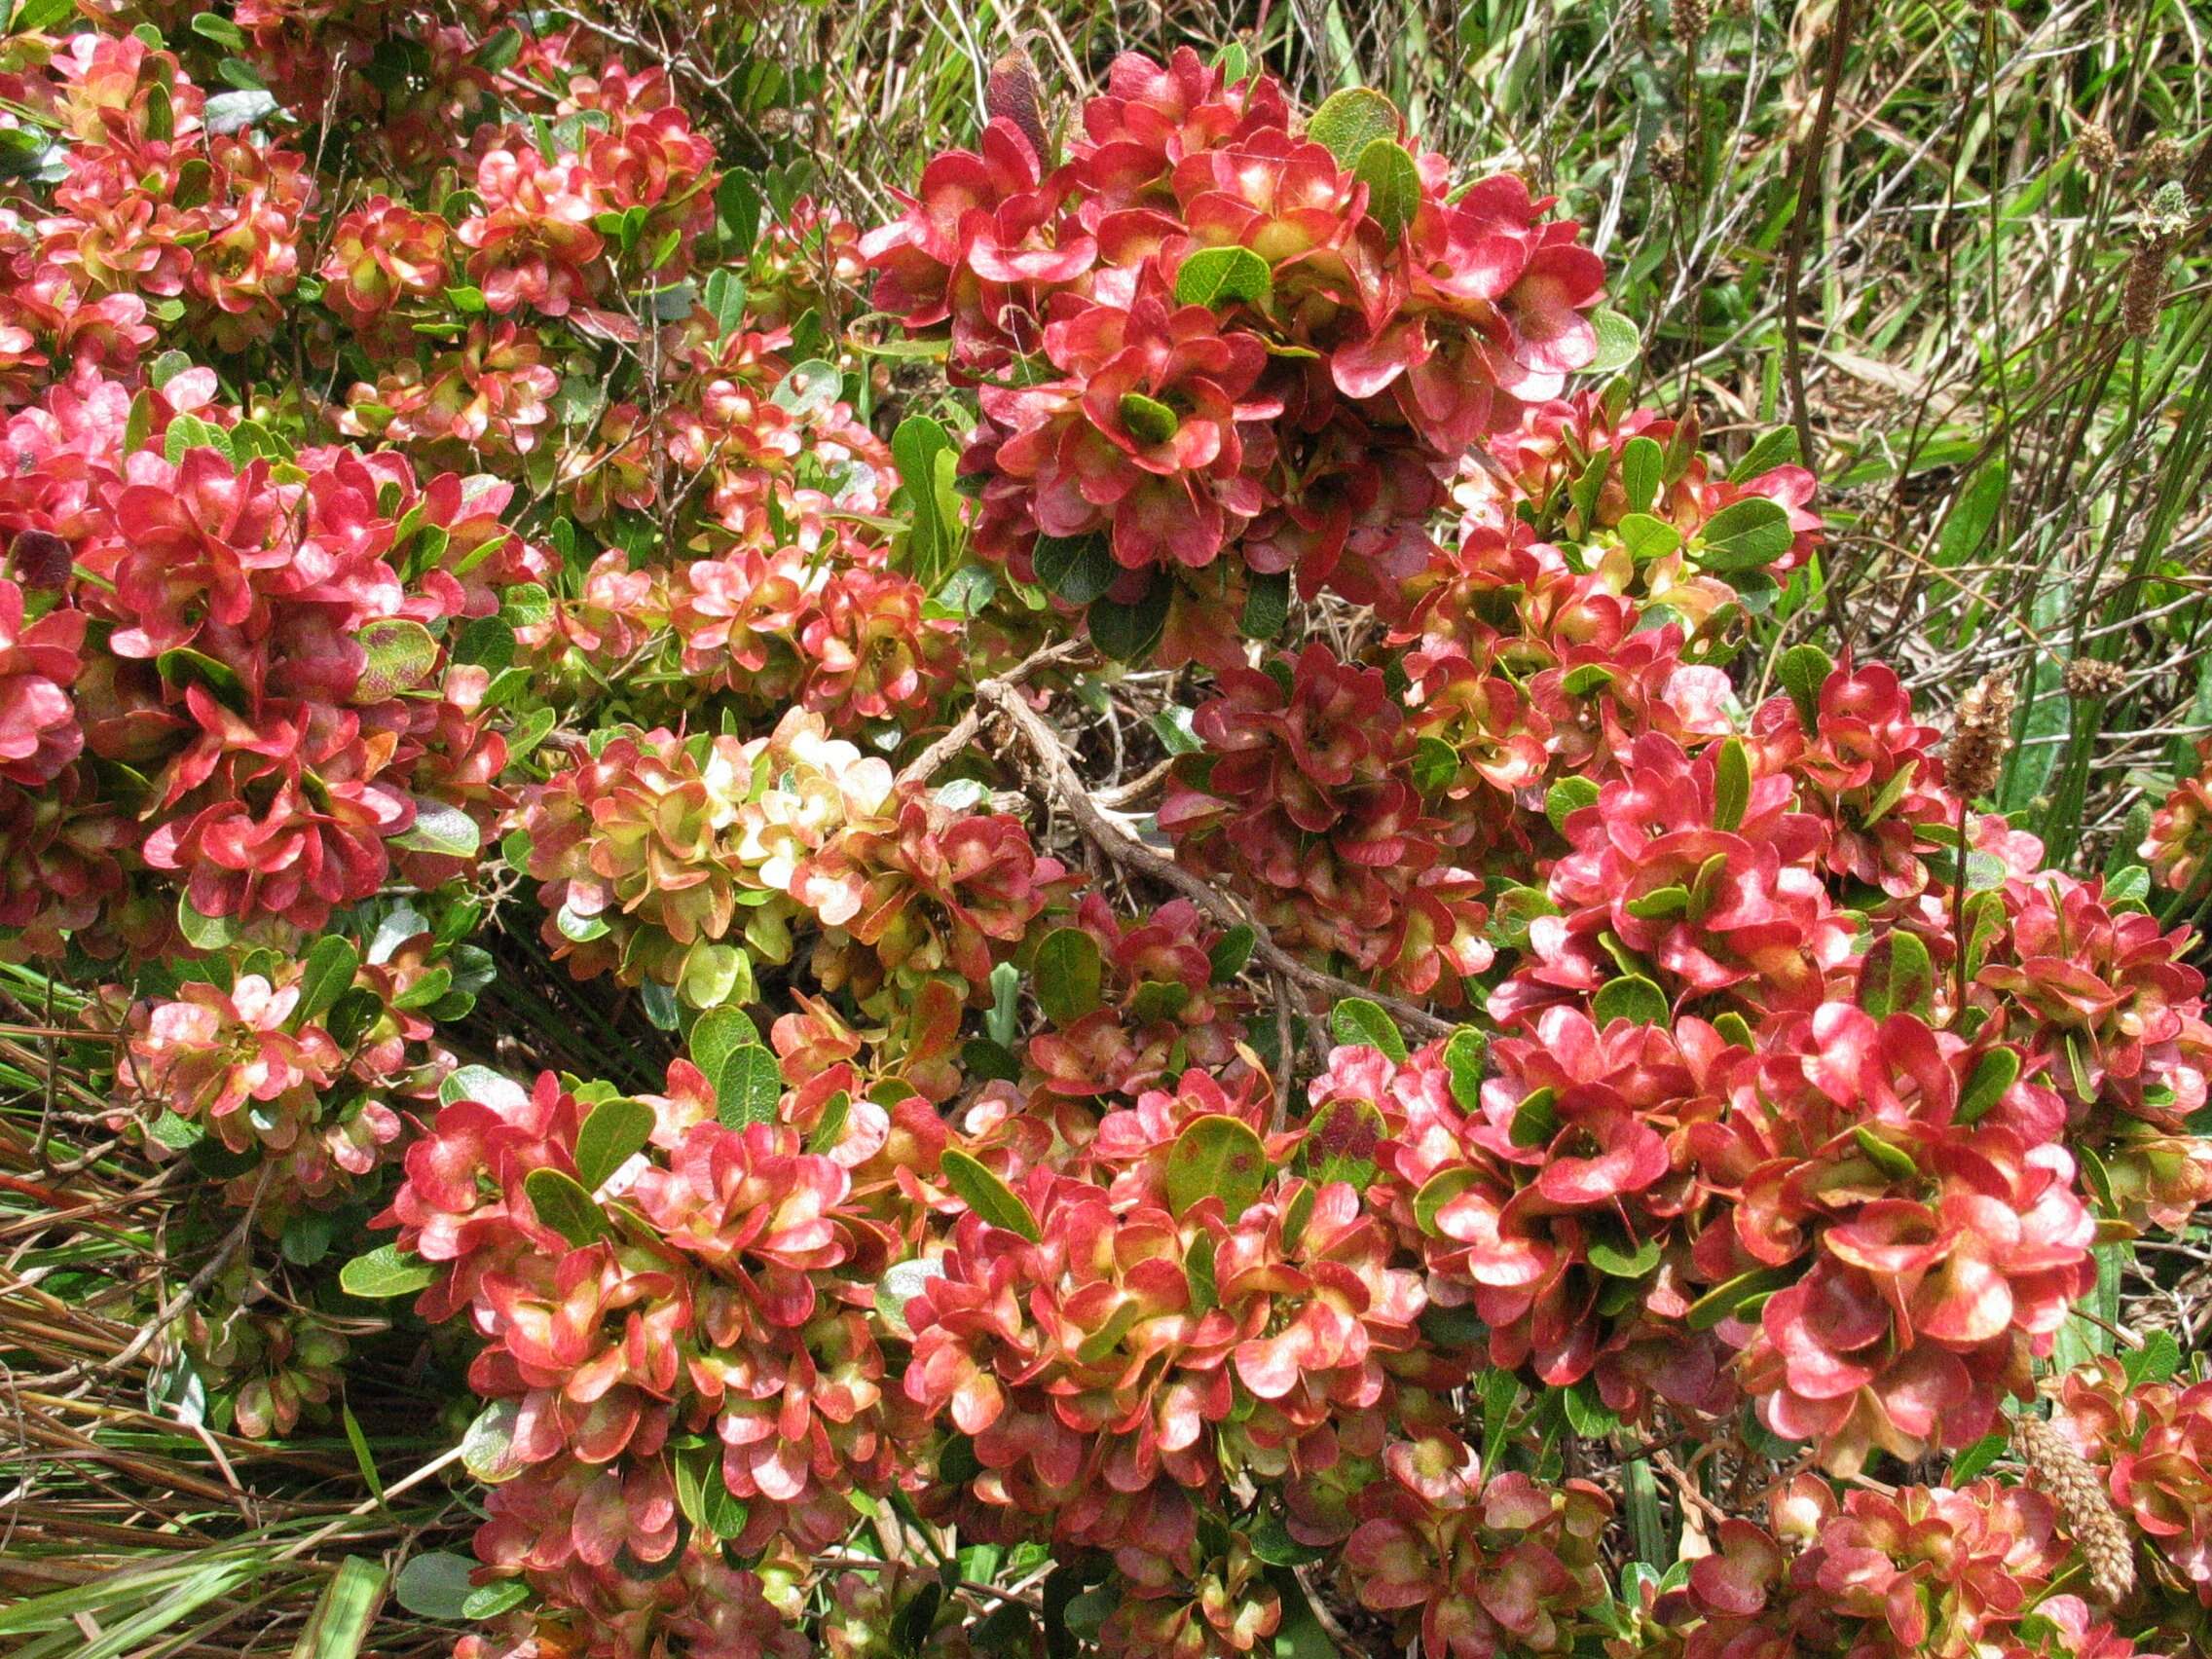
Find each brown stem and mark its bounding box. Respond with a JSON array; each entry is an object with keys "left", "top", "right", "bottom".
[
  {"left": 975, "top": 681, "right": 1455, "bottom": 1043},
  {"left": 1780, "top": 0, "right": 1858, "bottom": 471},
  {"left": 895, "top": 638, "right": 1097, "bottom": 789}
]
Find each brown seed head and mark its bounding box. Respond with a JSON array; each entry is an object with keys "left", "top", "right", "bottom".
[
  {"left": 1649, "top": 132, "right": 1686, "bottom": 185},
  {"left": 2063, "top": 658, "right": 2128, "bottom": 702},
  {"left": 2011, "top": 1412, "right": 2136, "bottom": 1605},
  {"left": 2123, "top": 234, "right": 2172, "bottom": 340},
  {"left": 2078, "top": 125, "right": 2119, "bottom": 175},
  {"left": 2137, "top": 135, "right": 2188, "bottom": 181},
  {"left": 1674, "top": 0, "right": 1711, "bottom": 49},
  {"left": 1947, "top": 672, "right": 2016, "bottom": 803}
]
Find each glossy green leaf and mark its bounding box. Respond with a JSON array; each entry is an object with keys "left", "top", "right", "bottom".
[
  {"left": 1352, "top": 137, "right": 1421, "bottom": 239},
  {"left": 1173, "top": 244, "right": 1273, "bottom": 310},
  {"left": 940, "top": 1149, "right": 1042, "bottom": 1240},
  {"left": 1035, "top": 926, "right": 1105, "bottom": 1025},
  {"left": 1330, "top": 996, "right": 1406, "bottom": 1063},
  {"left": 1164, "top": 1113, "right": 1268, "bottom": 1222},
  {"left": 1306, "top": 87, "right": 1400, "bottom": 165},
  {"left": 522, "top": 1167, "right": 609, "bottom": 1246},
  {"left": 1592, "top": 975, "right": 1669, "bottom": 1027},
  {"left": 713, "top": 1043, "right": 782, "bottom": 1127},
  {"left": 338, "top": 1244, "right": 436, "bottom": 1299},
  {"left": 575, "top": 1096, "right": 654, "bottom": 1190},
  {"left": 294, "top": 935, "right": 360, "bottom": 1023},
  {"left": 393, "top": 1553, "right": 476, "bottom": 1621},
  {"left": 1695, "top": 498, "right": 1792, "bottom": 571},
  {"left": 1444, "top": 1027, "right": 1486, "bottom": 1108},
  {"left": 1033, "top": 533, "right": 1115, "bottom": 606},
  {"left": 1712, "top": 737, "right": 1751, "bottom": 831}
]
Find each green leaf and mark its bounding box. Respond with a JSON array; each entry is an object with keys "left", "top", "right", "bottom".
[
  {"left": 460, "top": 1581, "right": 532, "bottom": 1621},
  {"left": 1411, "top": 734, "right": 1458, "bottom": 794},
  {"left": 1306, "top": 87, "right": 1400, "bottom": 166},
  {"left": 1173, "top": 244, "right": 1273, "bottom": 310},
  {"left": 190, "top": 14, "right": 246, "bottom": 50},
  {"left": 461, "top": 1399, "right": 531, "bottom": 1486},
  {"left": 1413, "top": 1167, "right": 1481, "bottom": 1237},
  {"left": 1185, "top": 1230, "right": 1218, "bottom": 1315},
  {"left": 1568, "top": 449, "right": 1612, "bottom": 531},
  {"left": 294, "top": 936, "right": 360, "bottom": 1023},
  {"left": 1117, "top": 390, "right": 1181, "bottom": 445},
  {"left": 280, "top": 1210, "right": 335, "bottom": 1268},
  {"left": 1087, "top": 575, "right": 1170, "bottom": 662},
  {"left": 391, "top": 797, "right": 481, "bottom": 859},
  {"left": 1592, "top": 976, "right": 1669, "bottom": 1027},
  {"left": 1586, "top": 307, "right": 1641, "bottom": 375},
  {"left": 1935, "top": 460, "right": 2007, "bottom": 569},
  {"left": 987, "top": 960, "right": 1020, "bottom": 1046},
  {"left": 1588, "top": 1235, "right": 1661, "bottom": 1278},
  {"left": 679, "top": 939, "right": 753, "bottom": 1009},
  {"left": 1729, "top": 426, "right": 1801, "bottom": 484},
  {"left": 713, "top": 1044, "right": 783, "bottom": 1127},
  {"left": 940, "top": 1149, "right": 1041, "bottom": 1240},
  {"left": 1684, "top": 1264, "right": 1795, "bottom": 1330},
  {"left": 1859, "top": 929, "right": 1933, "bottom": 1019},
  {"left": 1956, "top": 1046, "right": 2020, "bottom": 1124},
  {"left": 1622, "top": 1456, "right": 1669, "bottom": 1571},
  {"left": 1330, "top": 996, "right": 1407, "bottom": 1063},
  {"left": 1443, "top": 1027, "right": 1486, "bottom": 1108},
  {"left": 1618, "top": 511, "right": 1681, "bottom": 563},
  {"left": 672, "top": 1442, "right": 749, "bottom": 1538},
  {"left": 575, "top": 1096, "right": 654, "bottom": 1190},
  {"left": 2125, "top": 1328, "right": 2182, "bottom": 1385},
  {"left": 1033, "top": 533, "right": 1115, "bottom": 606},
  {"left": 1509, "top": 1086, "right": 1559, "bottom": 1148},
  {"left": 1694, "top": 498, "right": 1792, "bottom": 571},
  {"left": 1851, "top": 1124, "right": 1921, "bottom": 1183},
  {"left": 1150, "top": 705, "right": 1203, "bottom": 756},
  {"left": 1268, "top": 1565, "right": 1345, "bottom": 1659},
  {"left": 1164, "top": 1114, "right": 1268, "bottom": 1222},
  {"left": 350, "top": 617, "right": 440, "bottom": 703},
  {"left": 1208, "top": 924, "right": 1256, "bottom": 983},
  {"left": 522, "top": 1167, "right": 610, "bottom": 1246},
  {"left": 960, "top": 1036, "right": 1020, "bottom": 1082},
  {"left": 689, "top": 1008, "right": 760, "bottom": 1081},
  {"left": 341, "top": 1403, "right": 385, "bottom": 1508},
  {"left": 176, "top": 894, "right": 239, "bottom": 952},
  {"left": 1035, "top": 926, "right": 1105, "bottom": 1024},
  {"left": 1352, "top": 137, "right": 1421, "bottom": 239},
  {"left": 1563, "top": 1378, "right": 1619, "bottom": 1436},
  {"left": 1778, "top": 644, "right": 1834, "bottom": 726},
  {"left": 393, "top": 1553, "right": 476, "bottom": 1621},
  {"left": 1712, "top": 737, "right": 1751, "bottom": 832},
  {"left": 1620, "top": 436, "right": 1664, "bottom": 514},
  {"left": 1946, "top": 1431, "right": 2008, "bottom": 1486},
  {"left": 771, "top": 357, "right": 843, "bottom": 419},
  {"left": 1241, "top": 569, "right": 1291, "bottom": 639},
  {"left": 873, "top": 1257, "right": 945, "bottom": 1340},
  {"left": 158, "top": 645, "right": 249, "bottom": 714},
  {"left": 1546, "top": 775, "right": 1600, "bottom": 835},
  {"left": 441, "top": 1064, "right": 524, "bottom": 1109},
  {"left": 339, "top": 1244, "right": 436, "bottom": 1299},
  {"left": 2007, "top": 606, "right": 2072, "bottom": 818},
  {"left": 892, "top": 413, "right": 961, "bottom": 583},
  {"left": 472, "top": 23, "right": 524, "bottom": 71},
  {"left": 1279, "top": 1181, "right": 1316, "bottom": 1251}
]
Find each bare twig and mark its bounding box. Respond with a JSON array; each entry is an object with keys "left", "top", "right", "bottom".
[{"left": 975, "top": 680, "right": 1455, "bottom": 1042}]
